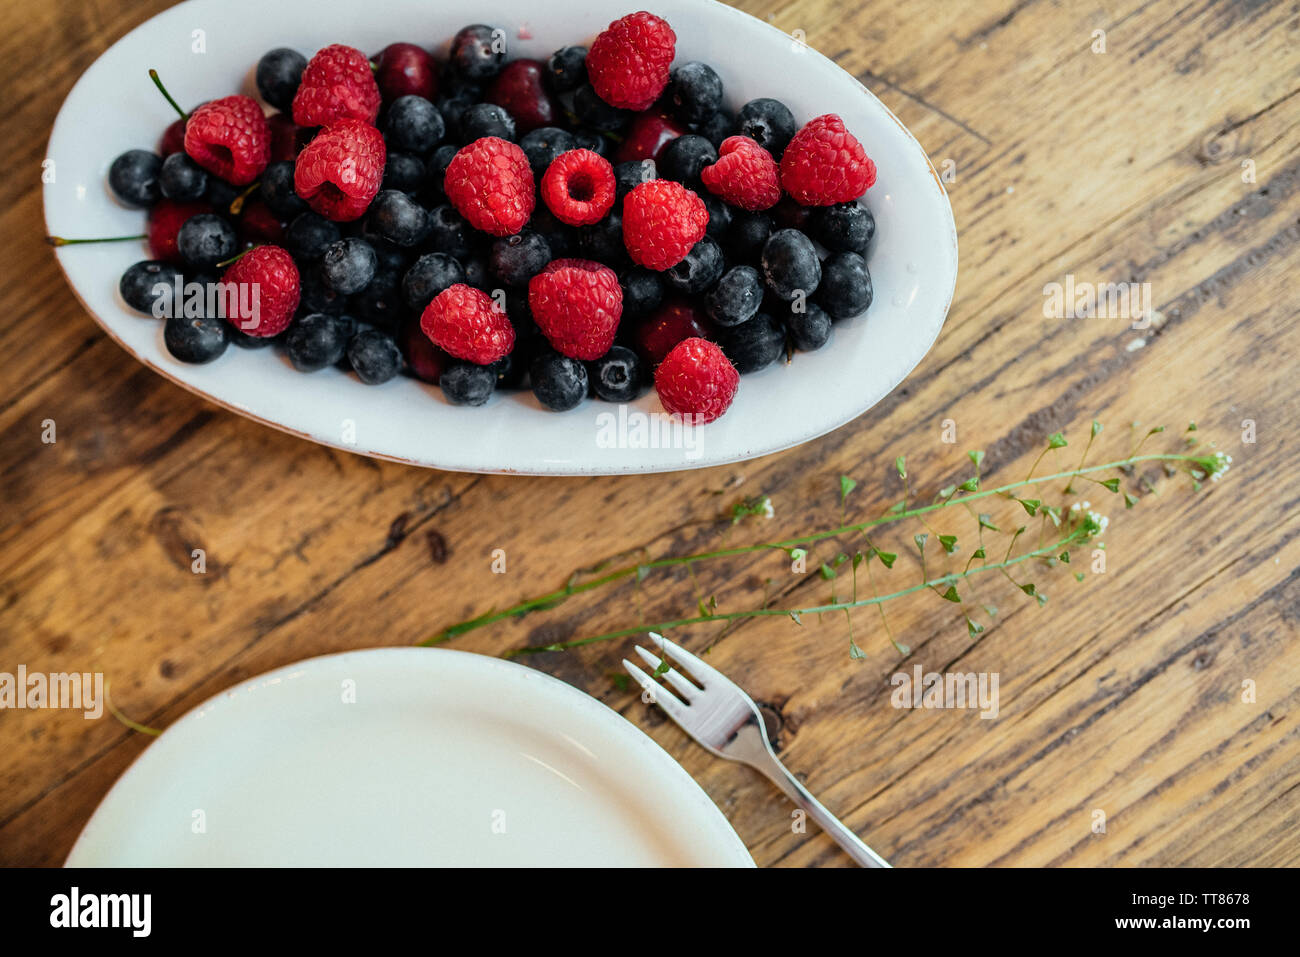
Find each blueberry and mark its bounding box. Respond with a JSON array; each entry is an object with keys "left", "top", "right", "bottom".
[
  {"left": 573, "top": 84, "right": 630, "bottom": 133},
  {"left": 300, "top": 262, "right": 349, "bottom": 315},
  {"left": 665, "top": 236, "right": 724, "bottom": 294},
  {"left": 579, "top": 212, "right": 627, "bottom": 267},
  {"left": 695, "top": 110, "right": 733, "bottom": 150},
  {"left": 735, "top": 98, "right": 797, "bottom": 156},
  {"left": 108, "top": 150, "right": 162, "bottom": 207},
  {"left": 450, "top": 24, "right": 507, "bottom": 80},
  {"left": 164, "top": 314, "right": 229, "bottom": 363},
  {"left": 659, "top": 134, "right": 716, "bottom": 183},
  {"left": 725, "top": 211, "right": 773, "bottom": 263},
  {"left": 668, "top": 62, "right": 723, "bottom": 126},
  {"left": 808, "top": 202, "right": 876, "bottom": 256},
  {"left": 490, "top": 229, "right": 551, "bottom": 286},
  {"left": 435, "top": 90, "right": 477, "bottom": 135},
  {"left": 256, "top": 47, "right": 306, "bottom": 112},
  {"left": 589, "top": 345, "right": 644, "bottom": 402},
  {"left": 351, "top": 269, "right": 404, "bottom": 330},
  {"left": 403, "top": 252, "right": 465, "bottom": 310},
  {"left": 459, "top": 102, "right": 515, "bottom": 142},
  {"left": 176, "top": 213, "right": 237, "bottom": 268},
  {"left": 286, "top": 211, "right": 341, "bottom": 261},
  {"left": 204, "top": 176, "right": 242, "bottom": 216},
  {"left": 718, "top": 312, "right": 784, "bottom": 373},
  {"left": 423, "top": 144, "right": 459, "bottom": 201},
  {"left": 462, "top": 254, "right": 491, "bottom": 290},
  {"left": 120, "top": 260, "right": 181, "bottom": 315},
  {"left": 545, "top": 46, "right": 587, "bottom": 93},
  {"left": 615, "top": 160, "right": 656, "bottom": 201},
  {"left": 158, "top": 153, "right": 207, "bottom": 201},
  {"left": 816, "top": 251, "right": 873, "bottom": 319},
  {"left": 770, "top": 196, "right": 813, "bottom": 231},
  {"left": 621, "top": 268, "right": 664, "bottom": 320},
  {"left": 527, "top": 206, "right": 578, "bottom": 257},
  {"left": 229, "top": 325, "right": 279, "bottom": 349},
  {"left": 785, "top": 302, "right": 833, "bottom": 351},
  {"left": 519, "top": 127, "right": 576, "bottom": 177},
  {"left": 320, "top": 238, "right": 377, "bottom": 295},
  {"left": 382, "top": 152, "right": 426, "bottom": 195},
  {"left": 285, "top": 312, "right": 350, "bottom": 371},
  {"left": 572, "top": 129, "right": 613, "bottom": 157},
  {"left": 423, "top": 204, "right": 474, "bottom": 258},
  {"left": 761, "top": 229, "right": 821, "bottom": 300},
  {"left": 701, "top": 193, "right": 732, "bottom": 240},
  {"left": 489, "top": 351, "right": 527, "bottom": 390},
  {"left": 385, "top": 95, "right": 446, "bottom": 153},
  {"left": 348, "top": 328, "right": 403, "bottom": 384},
  {"left": 367, "top": 190, "right": 430, "bottom": 247},
  {"left": 260, "top": 160, "right": 307, "bottom": 219},
  {"left": 706, "top": 265, "right": 763, "bottom": 327},
  {"left": 440, "top": 361, "right": 497, "bottom": 406},
  {"left": 531, "top": 351, "right": 588, "bottom": 411}
]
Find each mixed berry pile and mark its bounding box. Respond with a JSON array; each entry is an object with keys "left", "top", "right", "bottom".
[{"left": 98, "top": 11, "right": 878, "bottom": 423}]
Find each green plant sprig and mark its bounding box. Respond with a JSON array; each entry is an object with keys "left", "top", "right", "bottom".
[{"left": 419, "top": 439, "right": 1227, "bottom": 650}]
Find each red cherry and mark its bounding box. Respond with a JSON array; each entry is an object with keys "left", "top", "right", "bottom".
[
  {"left": 266, "top": 113, "right": 302, "bottom": 162},
  {"left": 159, "top": 117, "right": 187, "bottom": 156},
  {"left": 635, "top": 299, "right": 714, "bottom": 365},
  {"left": 400, "top": 315, "right": 451, "bottom": 383},
  {"left": 486, "top": 59, "right": 557, "bottom": 134},
  {"left": 374, "top": 42, "right": 437, "bottom": 102},
  {"left": 240, "top": 200, "right": 285, "bottom": 243},
  {"left": 616, "top": 111, "right": 686, "bottom": 164}
]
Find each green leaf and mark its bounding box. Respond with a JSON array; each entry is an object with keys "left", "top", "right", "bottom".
[
  {"left": 1036, "top": 592, "right": 1048, "bottom": 606},
  {"left": 941, "top": 585, "right": 961, "bottom": 602},
  {"left": 1020, "top": 498, "right": 1040, "bottom": 516},
  {"left": 1147, "top": 425, "right": 1165, "bottom": 436},
  {"left": 891, "top": 639, "right": 911, "bottom": 655},
  {"left": 852, "top": 551, "right": 865, "bottom": 569},
  {"left": 654, "top": 659, "right": 671, "bottom": 677},
  {"left": 958, "top": 477, "right": 979, "bottom": 492},
  {"left": 1099, "top": 477, "right": 1120, "bottom": 493},
  {"left": 1048, "top": 432, "right": 1068, "bottom": 449},
  {"left": 636, "top": 564, "right": 651, "bottom": 583},
  {"left": 939, "top": 534, "right": 958, "bottom": 553},
  {"left": 982, "top": 604, "right": 998, "bottom": 617},
  {"left": 820, "top": 563, "right": 836, "bottom": 580},
  {"left": 610, "top": 672, "right": 632, "bottom": 692},
  {"left": 914, "top": 533, "right": 928, "bottom": 553},
  {"left": 848, "top": 639, "right": 866, "bottom": 660},
  {"left": 1044, "top": 505, "right": 1061, "bottom": 527},
  {"left": 833, "top": 552, "right": 849, "bottom": 568},
  {"left": 968, "top": 450, "right": 985, "bottom": 469},
  {"left": 839, "top": 475, "right": 857, "bottom": 503},
  {"left": 939, "top": 484, "right": 957, "bottom": 499},
  {"left": 789, "top": 611, "right": 803, "bottom": 625},
  {"left": 1186, "top": 421, "right": 1197, "bottom": 432},
  {"left": 1059, "top": 551, "right": 1070, "bottom": 563},
  {"left": 1091, "top": 420, "right": 1103, "bottom": 438},
  {"left": 978, "top": 513, "right": 1000, "bottom": 531},
  {"left": 875, "top": 549, "right": 897, "bottom": 569},
  {"left": 895, "top": 456, "right": 907, "bottom": 479},
  {"left": 966, "top": 617, "right": 984, "bottom": 636},
  {"left": 888, "top": 499, "right": 906, "bottom": 514},
  {"left": 972, "top": 547, "right": 986, "bottom": 559},
  {"left": 1020, "top": 583, "right": 1037, "bottom": 596},
  {"left": 1124, "top": 493, "right": 1139, "bottom": 509},
  {"left": 1075, "top": 572, "right": 1085, "bottom": 582}
]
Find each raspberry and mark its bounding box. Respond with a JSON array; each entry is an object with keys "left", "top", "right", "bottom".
[
  {"left": 294, "top": 119, "right": 386, "bottom": 222},
  {"left": 183, "top": 95, "right": 270, "bottom": 186},
  {"left": 420, "top": 283, "right": 515, "bottom": 364},
  {"left": 443, "top": 137, "right": 535, "bottom": 237},
  {"left": 654, "top": 337, "right": 738, "bottom": 424},
  {"left": 701, "top": 136, "right": 781, "bottom": 212},
  {"left": 622, "top": 179, "right": 709, "bottom": 271},
  {"left": 221, "top": 245, "right": 301, "bottom": 338},
  {"left": 540, "top": 149, "right": 615, "bottom": 226},
  {"left": 147, "top": 199, "right": 211, "bottom": 263},
  {"left": 587, "top": 12, "right": 676, "bottom": 110},
  {"left": 779, "top": 114, "right": 877, "bottom": 206},
  {"left": 528, "top": 258, "right": 623, "bottom": 360},
  {"left": 292, "top": 44, "right": 381, "bottom": 128}
]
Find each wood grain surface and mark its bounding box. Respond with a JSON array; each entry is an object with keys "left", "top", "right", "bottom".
[{"left": 2, "top": 0, "right": 1298, "bottom": 867}]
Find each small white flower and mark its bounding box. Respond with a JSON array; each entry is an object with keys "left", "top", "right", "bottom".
[{"left": 762, "top": 497, "right": 775, "bottom": 519}]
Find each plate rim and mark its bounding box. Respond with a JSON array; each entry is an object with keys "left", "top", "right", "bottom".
[
  {"left": 43, "top": 0, "right": 958, "bottom": 475},
  {"left": 66, "top": 646, "right": 755, "bottom": 867}
]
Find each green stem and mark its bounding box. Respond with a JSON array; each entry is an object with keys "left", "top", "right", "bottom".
[
  {"left": 505, "top": 531, "right": 1087, "bottom": 656},
  {"left": 149, "top": 69, "right": 189, "bottom": 121},
  {"left": 419, "top": 452, "right": 1205, "bottom": 646},
  {"left": 46, "top": 234, "right": 146, "bottom": 246}
]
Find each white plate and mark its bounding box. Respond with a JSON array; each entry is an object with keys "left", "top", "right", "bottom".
[
  {"left": 44, "top": 0, "right": 957, "bottom": 474},
  {"left": 66, "top": 648, "right": 753, "bottom": 866}
]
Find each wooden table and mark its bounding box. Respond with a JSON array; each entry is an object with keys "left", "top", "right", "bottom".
[{"left": 2, "top": 0, "right": 1297, "bottom": 867}]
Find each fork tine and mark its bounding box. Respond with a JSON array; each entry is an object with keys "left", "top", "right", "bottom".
[
  {"left": 648, "top": 634, "right": 733, "bottom": 693},
  {"left": 634, "top": 645, "right": 700, "bottom": 701},
  {"left": 621, "top": 659, "right": 689, "bottom": 722}
]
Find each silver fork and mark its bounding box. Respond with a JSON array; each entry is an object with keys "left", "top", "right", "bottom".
[{"left": 623, "top": 634, "right": 891, "bottom": 868}]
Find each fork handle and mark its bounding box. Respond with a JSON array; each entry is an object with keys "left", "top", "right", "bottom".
[{"left": 754, "top": 758, "right": 892, "bottom": 868}]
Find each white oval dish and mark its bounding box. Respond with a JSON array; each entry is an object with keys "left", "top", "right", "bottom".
[
  {"left": 66, "top": 648, "right": 754, "bottom": 866},
  {"left": 44, "top": 0, "right": 957, "bottom": 475}
]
